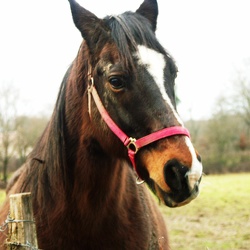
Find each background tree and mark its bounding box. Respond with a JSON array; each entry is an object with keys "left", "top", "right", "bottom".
[
  {"left": 15, "top": 115, "right": 48, "bottom": 165},
  {"left": 0, "top": 84, "right": 18, "bottom": 184},
  {"left": 231, "top": 59, "right": 250, "bottom": 129},
  {"left": 186, "top": 93, "right": 250, "bottom": 174}
]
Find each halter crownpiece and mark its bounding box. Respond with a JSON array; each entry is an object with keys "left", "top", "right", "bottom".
[{"left": 87, "top": 75, "right": 190, "bottom": 182}]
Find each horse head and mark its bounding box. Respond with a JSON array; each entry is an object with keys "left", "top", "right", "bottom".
[{"left": 68, "top": 0, "right": 203, "bottom": 207}]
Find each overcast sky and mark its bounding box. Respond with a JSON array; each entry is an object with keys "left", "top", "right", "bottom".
[{"left": 1, "top": 0, "right": 250, "bottom": 120}]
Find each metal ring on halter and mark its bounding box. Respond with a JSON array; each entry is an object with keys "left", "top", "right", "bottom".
[
  {"left": 87, "top": 77, "right": 94, "bottom": 117},
  {"left": 136, "top": 176, "right": 145, "bottom": 185},
  {"left": 126, "top": 137, "right": 138, "bottom": 153}
]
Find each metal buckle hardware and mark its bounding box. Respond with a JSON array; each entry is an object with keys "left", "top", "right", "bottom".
[{"left": 126, "top": 137, "right": 138, "bottom": 154}]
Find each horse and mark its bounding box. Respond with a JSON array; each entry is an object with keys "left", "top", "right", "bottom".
[{"left": 0, "top": 0, "right": 203, "bottom": 249}]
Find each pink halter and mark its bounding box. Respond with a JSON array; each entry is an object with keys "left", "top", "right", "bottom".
[{"left": 88, "top": 77, "right": 190, "bottom": 182}]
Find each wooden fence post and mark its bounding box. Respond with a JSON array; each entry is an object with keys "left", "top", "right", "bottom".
[{"left": 5, "top": 192, "right": 38, "bottom": 250}]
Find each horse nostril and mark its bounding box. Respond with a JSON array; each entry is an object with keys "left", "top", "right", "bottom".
[
  {"left": 197, "top": 154, "right": 202, "bottom": 162},
  {"left": 164, "top": 159, "right": 189, "bottom": 192}
]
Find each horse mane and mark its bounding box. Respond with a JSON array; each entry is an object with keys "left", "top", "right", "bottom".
[
  {"left": 104, "top": 12, "right": 177, "bottom": 75},
  {"left": 20, "top": 67, "right": 72, "bottom": 210}
]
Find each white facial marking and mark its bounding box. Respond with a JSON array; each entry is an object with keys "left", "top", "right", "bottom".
[
  {"left": 185, "top": 137, "right": 203, "bottom": 190},
  {"left": 136, "top": 45, "right": 183, "bottom": 125}
]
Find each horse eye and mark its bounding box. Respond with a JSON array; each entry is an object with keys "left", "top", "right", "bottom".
[{"left": 109, "top": 77, "right": 125, "bottom": 90}]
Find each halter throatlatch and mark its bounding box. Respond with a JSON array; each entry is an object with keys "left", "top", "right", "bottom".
[{"left": 87, "top": 76, "right": 190, "bottom": 183}]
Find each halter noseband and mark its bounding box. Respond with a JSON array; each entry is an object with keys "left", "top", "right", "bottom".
[{"left": 87, "top": 76, "right": 190, "bottom": 183}]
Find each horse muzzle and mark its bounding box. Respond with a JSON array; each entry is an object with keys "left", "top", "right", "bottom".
[
  {"left": 138, "top": 136, "right": 203, "bottom": 208},
  {"left": 162, "top": 159, "right": 202, "bottom": 207}
]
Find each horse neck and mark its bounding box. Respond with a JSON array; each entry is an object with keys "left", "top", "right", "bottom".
[
  {"left": 66, "top": 100, "right": 130, "bottom": 214},
  {"left": 72, "top": 148, "right": 132, "bottom": 214}
]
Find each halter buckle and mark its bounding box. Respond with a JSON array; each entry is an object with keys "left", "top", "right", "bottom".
[
  {"left": 136, "top": 176, "right": 145, "bottom": 185},
  {"left": 87, "top": 77, "right": 94, "bottom": 117},
  {"left": 126, "top": 137, "right": 138, "bottom": 154}
]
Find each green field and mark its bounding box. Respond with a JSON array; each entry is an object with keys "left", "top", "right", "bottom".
[
  {"left": 161, "top": 173, "right": 250, "bottom": 250},
  {"left": 0, "top": 174, "right": 249, "bottom": 249},
  {"left": 0, "top": 190, "right": 5, "bottom": 204}
]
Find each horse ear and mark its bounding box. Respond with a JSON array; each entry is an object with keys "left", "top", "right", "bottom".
[
  {"left": 68, "top": 0, "right": 110, "bottom": 54},
  {"left": 136, "top": 0, "right": 158, "bottom": 32}
]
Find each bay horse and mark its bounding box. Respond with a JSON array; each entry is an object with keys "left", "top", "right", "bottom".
[{"left": 0, "top": 0, "right": 203, "bottom": 249}]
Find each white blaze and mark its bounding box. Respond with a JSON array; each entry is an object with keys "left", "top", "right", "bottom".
[
  {"left": 185, "top": 137, "right": 203, "bottom": 190},
  {"left": 136, "top": 45, "right": 183, "bottom": 125}
]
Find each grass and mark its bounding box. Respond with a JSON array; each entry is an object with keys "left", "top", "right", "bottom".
[
  {"left": 160, "top": 173, "right": 250, "bottom": 250},
  {"left": 0, "top": 174, "right": 249, "bottom": 249},
  {"left": 0, "top": 190, "right": 5, "bottom": 204}
]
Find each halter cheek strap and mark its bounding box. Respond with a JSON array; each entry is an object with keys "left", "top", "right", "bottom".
[{"left": 88, "top": 77, "right": 190, "bottom": 182}]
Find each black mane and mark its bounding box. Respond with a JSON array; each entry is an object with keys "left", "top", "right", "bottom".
[
  {"left": 20, "top": 67, "right": 72, "bottom": 211},
  {"left": 104, "top": 11, "right": 177, "bottom": 75}
]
